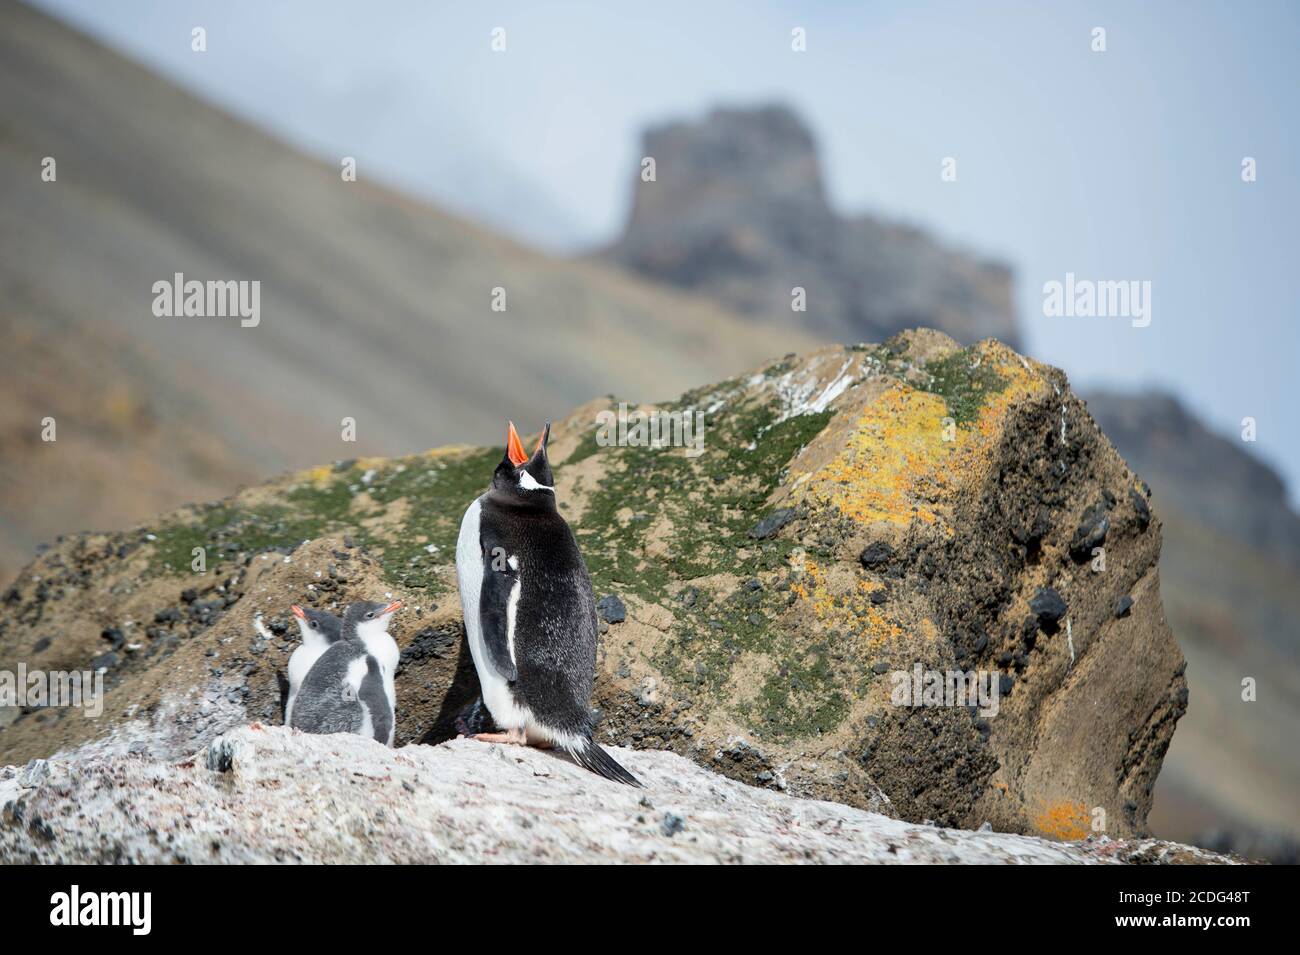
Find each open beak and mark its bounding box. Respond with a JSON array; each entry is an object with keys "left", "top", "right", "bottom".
[
  {"left": 506, "top": 421, "right": 529, "bottom": 467},
  {"left": 380, "top": 599, "right": 404, "bottom": 615},
  {"left": 291, "top": 605, "right": 306, "bottom": 620}
]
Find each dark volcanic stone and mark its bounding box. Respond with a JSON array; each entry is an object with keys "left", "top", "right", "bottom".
[
  {"left": 1029, "top": 587, "right": 1067, "bottom": 625},
  {"left": 1130, "top": 486, "right": 1151, "bottom": 529},
  {"left": 748, "top": 508, "right": 796, "bottom": 540},
  {"left": 91, "top": 651, "right": 118, "bottom": 671},
  {"left": 100, "top": 627, "right": 124, "bottom": 650},
  {"left": 1069, "top": 502, "right": 1110, "bottom": 559},
  {"left": 399, "top": 627, "right": 459, "bottom": 665},
  {"left": 1115, "top": 595, "right": 1134, "bottom": 618},
  {"left": 596, "top": 594, "right": 627, "bottom": 624},
  {"left": 858, "top": 541, "right": 895, "bottom": 569}
]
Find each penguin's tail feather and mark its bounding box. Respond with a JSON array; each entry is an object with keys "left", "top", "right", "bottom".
[{"left": 569, "top": 738, "right": 642, "bottom": 787}]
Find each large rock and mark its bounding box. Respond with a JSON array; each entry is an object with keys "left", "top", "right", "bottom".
[
  {"left": 0, "top": 333, "right": 1185, "bottom": 841},
  {"left": 0, "top": 725, "right": 1227, "bottom": 864},
  {"left": 596, "top": 105, "right": 1019, "bottom": 349}
]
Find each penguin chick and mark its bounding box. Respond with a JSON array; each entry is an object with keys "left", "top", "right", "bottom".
[
  {"left": 284, "top": 605, "right": 342, "bottom": 725},
  {"left": 289, "top": 599, "right": 402, "bottom": 745},
  {"left": 455, "top": 421, "right": 641, "bottom": 786}
]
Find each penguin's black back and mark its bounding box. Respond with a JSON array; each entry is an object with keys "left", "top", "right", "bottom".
[{"left": 479, "top": 495, "right": 597, "bottom": 740}]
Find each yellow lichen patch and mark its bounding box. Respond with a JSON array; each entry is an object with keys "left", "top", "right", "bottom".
[
  {"left": 295, "top": 464, "right": 335, "bottom": 487},
  {"left": 815, "top": 386, "right": 956, "bottom": 527},
  {"left": 797, "top": 345, "right": 1048, "bottom": 531},
  {"left": 1034, "top": 800, "right": 1091, "bottom": 841},
  {"left": 964, "top": 348, "right": 1046, "bottom": 442}
]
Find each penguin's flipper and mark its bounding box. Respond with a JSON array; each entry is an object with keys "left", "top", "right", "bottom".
[
  {"left": 478, "top": 552, "right": 519, "bottom": 682},
  {"left": 569, "top": 738, "right": 642, "bottom": 788},
  {"left": 277, "top": 669, "right": 291, "bottom": 723},
  {"left": 358, "top": 655, "right": 393, "bottom": 746}
]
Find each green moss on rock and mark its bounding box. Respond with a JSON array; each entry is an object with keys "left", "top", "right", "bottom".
[{"left": 918, "top": 348, "right": 1008, "bottom": 426}]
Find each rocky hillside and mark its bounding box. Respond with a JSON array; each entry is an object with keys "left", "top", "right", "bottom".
[
  {"left": 0, "top": 333, "right": 1185, "bottom": 844},
  {"left": 0, "top": 726, "right": 1229, "bottom": 864},
  {"left": 596, "top": 105, "right": 1018, "bottom": 349},
  {"left": 0, "top": 2, "right": 816, "bottom": 584}
]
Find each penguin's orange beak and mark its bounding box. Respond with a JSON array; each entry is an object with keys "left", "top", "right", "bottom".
[
  {"left": 381, "top": 599, "right": 403, "bottom": 615},
  {"left": 506, "top": 421, "right": 529, "bottom": 467},
  {"left": 291, "top": 605, "right": 306, "bottom": 620}
]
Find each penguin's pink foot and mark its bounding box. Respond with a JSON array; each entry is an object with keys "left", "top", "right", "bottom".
[{"left": 473, "top": 727, "right": 527, "bottom": 746}]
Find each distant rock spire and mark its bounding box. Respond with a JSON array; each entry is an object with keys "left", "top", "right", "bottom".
[{"left": 599, "top": 104, "right": 1020, "bottom": 350}]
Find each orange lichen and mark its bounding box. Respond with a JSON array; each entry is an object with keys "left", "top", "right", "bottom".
[
  {"left": 1034, "top": 801, "right": 1092, "bottom": 841},
  {"left": 791, "top": 556, "right": 903, "bottom": 650}
]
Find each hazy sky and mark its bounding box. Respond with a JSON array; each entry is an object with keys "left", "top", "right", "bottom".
[{"left": 31, "top": 0, "right": 1300, "bottom": 501}]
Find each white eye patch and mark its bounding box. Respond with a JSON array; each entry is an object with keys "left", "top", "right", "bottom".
[{"left": 518, "top": 469, "right": 554, "bottom": 492}]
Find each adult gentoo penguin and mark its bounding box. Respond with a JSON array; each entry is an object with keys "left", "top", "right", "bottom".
[
  {"left": 456, "top": 421, "right": 640, "bottom": 786},
  {"left": 285, "top": 605, "right": 342, "bottom": 725},
  {"left": 289, "top": 599, "right": 402, "bottom": 745}
]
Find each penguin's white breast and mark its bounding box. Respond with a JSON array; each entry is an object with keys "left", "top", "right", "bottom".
[
  {"left": 286, "top": 643, "right": 328, "bottom": 723},
  {"left": 455, "top": 495, "right": 528, "bottom": 729},
  {"left": 456, "top": 497, "right": 487, "bottom": 674}
]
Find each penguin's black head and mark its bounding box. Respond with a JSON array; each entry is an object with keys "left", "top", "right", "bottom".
[
  {"left": 491, "top": 420, "right": 554, "bottom": 504},
  {"left": 291, "top": 605, "right": 342, "bottom": 642}
]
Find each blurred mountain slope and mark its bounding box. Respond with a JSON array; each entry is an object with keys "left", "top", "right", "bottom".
[{"left": 0, "top": 1, "right": 819, "bottom": 584}]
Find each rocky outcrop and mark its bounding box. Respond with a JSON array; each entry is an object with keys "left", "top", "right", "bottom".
[
  {"left": 596, "top": 105, "right": 1019, "bottom": 349},
  {"left": 0, "top": 725, "right": 1229, "bottom": 864},
  {"left": 0, "top": 333, "right": 1184, "bottom": 843}
]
